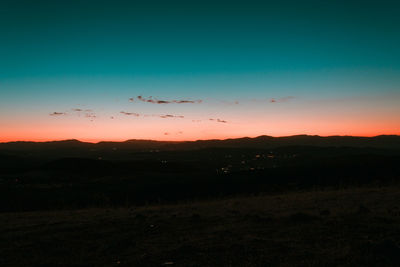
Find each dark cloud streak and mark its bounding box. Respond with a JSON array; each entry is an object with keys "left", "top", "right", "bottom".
[
  {"left": 209, "top": 118, "right": 228, "bottom": 123},
  {"left": 49, "top": 112, "right": 66, "bottom": 116},
  {"left": 119, "top": 112, "right": 185, "bottom": 119},
  {"left": 136, "top": 96, "right": 202, "bottom": 104},
  {"left": 159, "top": 114, "right": 184, "bottom": 119},
  {"left": 120, "top": 111, "right": 140, "bottom": 116}
]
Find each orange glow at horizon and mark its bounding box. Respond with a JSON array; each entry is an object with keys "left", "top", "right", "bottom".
[{"left": 1, "top": 115, "right": 399, "bottom": 143}]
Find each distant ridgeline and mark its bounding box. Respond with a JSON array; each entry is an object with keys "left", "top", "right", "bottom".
[
  {"left": 1, "top": 135, "right": 400, "bottom": 153},
  {"left": 0, "top": 135, "right": 400, "bottom": 212}
]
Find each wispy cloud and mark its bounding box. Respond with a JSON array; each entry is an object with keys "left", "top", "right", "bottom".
[
  {"left": 209, "top": 118, "right": 228, "bottom": 123},
  {"left": 120, "top": 111, "right": 140, "bottom": 116},
  {"left": 49, "top": 108, "right": 96, "bottom": 121},
  {"left": 164, "top": 131, "right": 183, "bottom": 136},
  {"left": 72, "top": 108, "right": 96, "bottom": 121},
  {"left": 119, "top": 112, "right": 185, "bottom": 119},
  {"left": 49, "top": 112, "right": 67, "bottom": 116},
  {"left": 159, "top": 114, "right": 184, "bottom": 119},
  {"left": 269, "top": 96, "right": 295, "bottom": 103},
  {"left": 136, "top": 96, "right": 202, "bottom": 104},
  {"left": 85, "top": 113, "right": 96, "bottom": 119},
  {"left": 72, "top": 108, "right": 92, "bottom": 112},
  {"left": 174, "top": 100, "right": 202, "bottom": 104}
]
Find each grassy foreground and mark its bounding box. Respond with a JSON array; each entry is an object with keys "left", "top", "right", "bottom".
[{"left": 2, "top": 186, "right": 400, "bottom": 266}]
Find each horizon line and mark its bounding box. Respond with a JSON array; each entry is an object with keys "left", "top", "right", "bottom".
[{"left": 1, "top": 134, "right": 399, "bottom": 144}]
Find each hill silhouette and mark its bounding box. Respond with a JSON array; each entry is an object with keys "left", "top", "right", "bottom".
[
  {"left": 1, "top": 135, "right": 400, "bottom": 153},
  {"left": 1, "top": 134, "right": 399, "bottom": 212}
]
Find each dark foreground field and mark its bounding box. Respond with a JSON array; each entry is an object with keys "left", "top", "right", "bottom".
[{"left": 2, "top": 185, "right": 400, "bottom": 267}]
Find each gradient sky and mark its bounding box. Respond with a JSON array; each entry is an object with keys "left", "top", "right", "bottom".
[{"left": 1, "top": 0, "right": 400, "bottom": 142}]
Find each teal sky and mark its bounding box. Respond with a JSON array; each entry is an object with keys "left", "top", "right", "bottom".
[{"left": 1, "top": 0, "right": 400, "bottom": 141}]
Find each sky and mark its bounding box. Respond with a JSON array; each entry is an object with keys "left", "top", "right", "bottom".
[{"left": 1, "top": 0, "right": 400, "bottom": 142}]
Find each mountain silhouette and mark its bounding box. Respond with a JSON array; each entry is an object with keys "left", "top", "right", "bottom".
[{"left": 1, "top": 135, "right": 399, "bottom": 152}]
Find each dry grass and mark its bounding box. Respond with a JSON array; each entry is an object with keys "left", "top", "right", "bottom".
[{"left": 2, "top": 185, "right": 400, "bottom": 266}]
